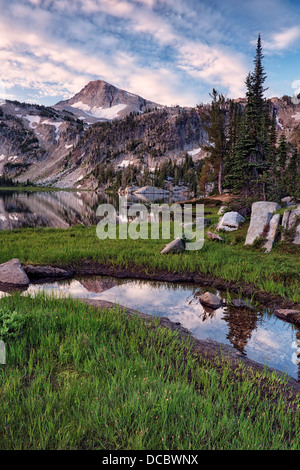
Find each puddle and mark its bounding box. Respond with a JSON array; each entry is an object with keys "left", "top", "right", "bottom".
[{"left": 23, "top": 276, "right": 300, "bottom": 381}]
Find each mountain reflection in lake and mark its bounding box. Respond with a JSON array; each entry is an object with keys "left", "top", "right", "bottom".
[
  {"left": 26, "top": 276, "right": 300, "bottom": 381},
  {"left": 0, "top": 190, "right": 180, "bottom": 230}
]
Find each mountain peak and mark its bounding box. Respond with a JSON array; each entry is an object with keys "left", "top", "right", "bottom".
[{"left": 54, "top": 80, "right": 161, "bottom": 122}]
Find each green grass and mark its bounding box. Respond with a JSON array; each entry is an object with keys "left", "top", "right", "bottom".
[
  {"left": 0, "top": 218, "right": 299, "bottom": 303},
  {"left": 1, "top": 293, "right": 300, "bottom": 450}
]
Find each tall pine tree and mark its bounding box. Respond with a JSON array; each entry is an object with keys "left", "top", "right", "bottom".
[{"left": 225, "top": 34, "right": 270, "bottom": 199}]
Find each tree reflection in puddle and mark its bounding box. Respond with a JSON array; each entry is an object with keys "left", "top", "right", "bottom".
[{"left": 222, "top": 305, "right": 262, "bottom": 356}]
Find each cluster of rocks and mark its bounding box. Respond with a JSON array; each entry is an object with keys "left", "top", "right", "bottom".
[
  {"left": 160, "top": 196, "right": 299, "bottom": 253},
  {"left": 245, "top": 199, "right": 300, "bottom": 252}
]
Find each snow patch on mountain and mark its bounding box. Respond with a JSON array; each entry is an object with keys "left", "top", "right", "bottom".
[
  {"left": 276, "top": 115, "right": 283, "bottom": 129},
  {"left": 187, "top": 147, "right": 201, "bottom": 156},
  {"left": 291, "top": 112, "right": 300, "bottom": 121},
  {"left": 25, "top": 115, "right": 41, "bottom": 128},
  {"left": 72, "top": 101, "right": 127, "bottom": 119}
]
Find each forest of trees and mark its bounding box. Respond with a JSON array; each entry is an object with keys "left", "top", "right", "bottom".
[
  {"left": 93, "top": 154, "right": 204, "bottom": 194},
  {"left": 198, "top": 34, "right": 300, "bottom": 203}
]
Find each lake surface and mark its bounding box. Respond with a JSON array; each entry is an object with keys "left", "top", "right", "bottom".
[
  {"left": 0, "top": 190, "right": 183, "bottom": 230},
  {"left": 24, "top": 276, "right": 300, "bottom": 381}
]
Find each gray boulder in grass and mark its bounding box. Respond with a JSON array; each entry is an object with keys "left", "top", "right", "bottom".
[
  {"left": 216, "top": 211, "right": 245, "bottom": 232},
  {"left": 0, "top": 259, "right": 30, "bottom": 288},
  {"left": 245, "top": 201, "right": 281, "bottom": 246},
  {"left": 264, "top": 213, "right": 281, "bottom": 252},
  {"left": 281, "top": 205, "right": 300, "bottom": 245},
  {"left": 160, "top": 237, "right": 185, "bottom": 254}
]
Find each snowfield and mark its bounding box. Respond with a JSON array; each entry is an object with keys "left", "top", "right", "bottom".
[
  {"left": 291, "top": 112, "right": 300, "bottom": 121},
  {"left": 187, "top": 147, "right": 201, "bottom": 156},
  {"left": 71, "top": 101, "right": 127, "bottom": 119},
  {"left": 25, "top": 115, "right": 41, "bottom": 128}
]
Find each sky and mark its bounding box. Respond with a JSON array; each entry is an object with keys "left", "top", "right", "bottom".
[{"left": 0, "top": 0, "right": 300, "bottom": 107}]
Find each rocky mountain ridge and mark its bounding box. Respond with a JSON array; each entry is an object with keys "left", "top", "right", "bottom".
[{"left": 0, "top": 80, "right": 299, "bottom": 189}]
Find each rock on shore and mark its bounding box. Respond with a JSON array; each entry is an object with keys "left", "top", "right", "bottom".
[{"left": 0, "top": 259, "right": 30, "bottom": 288}]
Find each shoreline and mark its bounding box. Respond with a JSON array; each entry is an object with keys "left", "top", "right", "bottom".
[
  {"left": 2, "top": 261, "right": 300, "bottom": 397},
  {"left": 50, "top": 260, "right": 300, "bottom": 314},
  {"left": 83, "top": 298, "right": 300, "bottom": 396},
  {"left": 19, "top": 259, "right": 300, "bottom": 387}
]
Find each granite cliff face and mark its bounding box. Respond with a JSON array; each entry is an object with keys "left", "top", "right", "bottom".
[{"left": 0, "top": 80, "right": 299, "bottom": 189}]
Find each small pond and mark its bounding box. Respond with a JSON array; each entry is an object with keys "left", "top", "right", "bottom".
[{"left": 22, "top": 276, "right": 300, "bottom": 381}]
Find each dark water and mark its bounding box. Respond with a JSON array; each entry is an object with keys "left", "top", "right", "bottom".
[
  {"left": 24, "top": 276, "right": 300, "bottom": 381},
  {"left": 0, "top": 190, "right": 181, "bottom": 230}
]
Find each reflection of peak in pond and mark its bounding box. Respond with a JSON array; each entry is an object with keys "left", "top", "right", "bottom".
[{"left": 18, "top": 275, "right": 300, "bottom": 381}]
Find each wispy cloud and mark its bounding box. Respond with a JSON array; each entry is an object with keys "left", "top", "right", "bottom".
[
  {"left": 0, "top": 0, "right": 299, "bottom": 106},
  {"left": 262, "top": 26, "right": 300, "bottom": 52}
]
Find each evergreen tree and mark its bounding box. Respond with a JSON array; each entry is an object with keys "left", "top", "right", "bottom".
[
  {"left": 277, "top": 132, "right": 288, "bottom": 177},
  {"left": 200, "top": 89, "right": 227, "bottom": 194},
  {"left": 285, "top": 146, "right": 299, "bottom": 198},
  {"left": 226, "top": 34, "right": 270, "bottom": 199}
]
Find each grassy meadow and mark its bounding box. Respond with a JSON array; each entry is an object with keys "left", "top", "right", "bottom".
[
  {"left": 0, "top": 202, "right": 299, "bottom": 303},
  {"left": 1, "top": 293, "right": 300, "bottom": 450}
]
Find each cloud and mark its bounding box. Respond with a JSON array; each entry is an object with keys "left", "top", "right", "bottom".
[
  {"left": 0, "top": 0, "right": 273, "bottom": 105},
  {"left": 177, "top": 41, "right": 248, "bottom": 98},
  {"left": 262, "top": 26, "right": 300, "bottom": 52}
]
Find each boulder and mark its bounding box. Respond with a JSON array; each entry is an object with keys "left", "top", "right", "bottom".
[
  {"left": 206, "top": 231, "right": 223, "bottom": 241},
  {"left": 24, "top": 265, "right": 74, "bottom": 280},
  {"left": 0, "top": 259, "right": 30, "bottom": 288},
  {"left": 263, "top": 213, "right": 281, "bottom": 252},
  {"left": 245, "top": 201, "right": 281, "bottom": 245},
  {"left": 274, "top": 309, "right": 300, "bottom": 326},
  {"left": 216, "top": 211, "right": 245, "bottom": 232},
  {"left": 281, "top": 205, "right": 300, "bottom": 244},
  {"left": 199, "top": 292, "right": 222, "bottom": 310},
  {"left": 281, "top": 196, "right": 296, "bottom": 207},
  {"left": 160, "top": 237, "right": 185, "bottom": 254}
]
